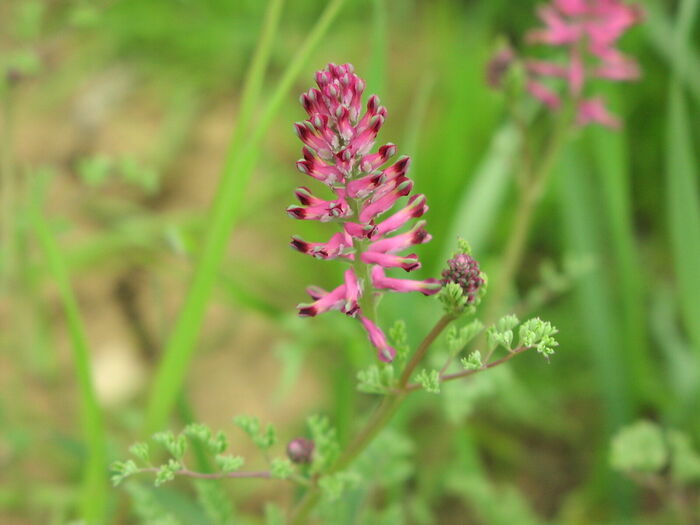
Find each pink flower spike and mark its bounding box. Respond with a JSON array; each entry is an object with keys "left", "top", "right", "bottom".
[
  {"left": 297, "top": 284, "right": 347, "bottom": 317},
  {"left": 370, "top": 266, "right": 442, "bottom": 296},
  {"left": 360, "top": 251, "right": 421, "bottom": 272},
  {"left": 368, "top": 220, "right": 431, "bottom": 254},
  {"left": 522, "top": 0, "right": 642, "bottom": 125},
  {"left": 374, "top": 194, "right": 428, "bottom": 237},
  {"left": 290, "top": 64, "right": 439, "bottom": 361},
  {"left": 359, "top": 315, "right": 396, "bottom": 363},
  {"left": 577, "top": 97, "right": 621, "bottom": 128}
]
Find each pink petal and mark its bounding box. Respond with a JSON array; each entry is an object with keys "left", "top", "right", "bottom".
[
  {"left": 359, "top": 143, "right": 397, "bottom": 173},
  {"left": 527, "top": 80, "right": 561, "bottom": 109},
  {"left": 343, "top": 268, "right": 362, "bottom": 316},
  {"left": 373, "top": 194, "right": 428, "bottom": 237},
  {"left": 359, "top": 315, "right": 396, "bottom": 363},
  {"left": 370, "top": 266, "right": 442, "bottom": 296},
  {"left": 576, "top": 97, "right": 621, "bottom": 129},
  {"left": 297, "top": 284, "right": 347, "bottom": 317},
  {"left": 359, "top": 178, "right": 413, "bottom": 223},
  {"left": 360, "top": 252, "right": 421, "bottom": 272},
  {"left": 290, "top": 232, "right": 353, "bottom": 260},
  {"left": 368, "top": 220, "right": 431, "bottom": 254}
]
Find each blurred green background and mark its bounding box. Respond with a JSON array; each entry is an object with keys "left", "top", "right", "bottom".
[{"left": 1, "top": 0, "right": 699, "bottom": 523}]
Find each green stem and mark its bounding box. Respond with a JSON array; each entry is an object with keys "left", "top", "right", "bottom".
[
  {"left": 31, "top": 181, "right": 108, "bottom": 524},
  {"left": 404, "top": 345, "right": 531, "bottom": 392},
  {"left": 289, "top": 314, "right": 454, "bottom": 524},
  {"left": 398, "top": 314, "right": 454, "bottom": 387},
  {"left": 1, "top": 82, "right": 16, "bottom": 286},
  {"left": 483, "top": 117, "right": 569, "bottom": 360},
  {"left": 144, "top": 0, "right": 348, "bottom": 435}
]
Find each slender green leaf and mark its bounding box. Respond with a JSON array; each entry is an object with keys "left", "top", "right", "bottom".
[
  {"left": 666, "top": 86, "right": 700, "bottom": 353},
  {"left": 144, "top": 0, "right": 348, "bottom": 435},
  {"left": 556, "top": 146, "right": 632, "bottom": 514},
  {"left": 367, "top": 0, "right": 387, "bottom": 96},
  {"left": 587, "top": 124, "right": 660, "bottom": 405},
  {"left": 441, "top": 124, "right": 519, "bottom": 257},
  {"left": 31, "top": 182, "right": 107, "bottom": 524},
  {"left": 642, "top": 0, "right": 700, "bottom": 105}
]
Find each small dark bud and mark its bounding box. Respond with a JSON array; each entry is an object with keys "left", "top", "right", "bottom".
[
  {"left": 486, "top": 46, "right": 515, "bottom": 89},
  {"left": 6, "top": 69, "right": 22, "bottom": 87},
  {"left": 441, "top": 252, "right": 485, "bottom": 305},
  {"left": 286, "top": 437, "right": 314, "bottom": 464}
]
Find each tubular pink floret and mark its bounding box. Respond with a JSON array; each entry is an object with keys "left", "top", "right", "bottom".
[
  {"left": 367, "top": 220, "right": 431, "bottom": 254},
  {"left": 374, "top": 194, "right": 428, "bottom": 237},
  {"left": 343, "top": 268, "right": 362, "bottom": 316},
  {"left": 370, "top": 266, "right": 442, "bottom": 296},
  {"left": 360, "top": 252, "right": 421, "bottom": 272},
  {"left": 290, "top": 232, "right": 353, "bottom": 260},
  {"left": 359, "top": 315, "right": 396, "bottom": 363},
  {"left": 289, "top": 63, "right": 440, "bottom": 361},
  {"left": 297, "top": 284, "right": 347, "bottom": 317},
  {"left": 576, "top": 97, "right": 621, "bottom": 128}
]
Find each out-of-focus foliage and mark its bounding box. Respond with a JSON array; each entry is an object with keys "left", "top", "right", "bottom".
[{"left": 1, "top": 0, "right": 699, "bottom": 524}]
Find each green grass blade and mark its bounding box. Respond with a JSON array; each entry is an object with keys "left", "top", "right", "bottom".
[
  {"left": 31, "top": 184, "right": 107, "bottom": 524},
  {"left": 144, "top": 0, "right": 348, "bottom": 435},
  {"left": 666, "top": 85, "right": 700, "bottom": 353},
  {"left": 224, "top": 0, "right": 286, "bottom": 161},
  {"left": 586, "top": 124, "right": 661, "bottom": 405},
  {"left": 440, "top": 123, "right": 519, "bottom": 256},
  {"left": 642, "top": 0, "right": 700, "bottom": 104},
  {"left": 367, "top": 0, "right": 387, "bottom": 96},
  {"left": 556, "top": 146, "right": 632, "bottom": 514}
]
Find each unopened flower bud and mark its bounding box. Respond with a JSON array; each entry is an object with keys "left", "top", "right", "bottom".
[
  {"left": 286, "top": 437, "right": 314, "bottom": 464},
  {"left": 486, "top": 46, "right": 515, "bottom": 89},
  {"left": 441, "top": 252, "right": 485, "bottom": 305}
]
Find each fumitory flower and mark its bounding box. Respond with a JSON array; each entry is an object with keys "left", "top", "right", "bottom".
[
  {"left": 441, "top": 252, "right": 485, "bottom": 306},
  {"left": 288, "top": 63, "right": 441, "bottom": 362},
  {"left": 524, "top": 0, "right": 642, "bottom": 127}
]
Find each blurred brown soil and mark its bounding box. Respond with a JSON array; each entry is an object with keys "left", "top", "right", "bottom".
[{"left": 0, "top": 63, "right": 321, "bottom": 523}]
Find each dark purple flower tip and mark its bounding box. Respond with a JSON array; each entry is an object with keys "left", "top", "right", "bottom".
[
  {"left": 287, "top": 437, "right": 315, "bottom": 464},
  {"left": 290, "top": 236, "right": 314, "bottom": 255},
  {"left": 441, "top": 252, "right": 485, "bottom": 304},
  {"left": 294, "top": 187, "right": 314, "bottom": 205},
  {"left": 297, "top": 305, "right": 317, "bottom": 317},
  {"left": 403, "top": 254, "right": 421, "bottom": 272},
  {"left": 411, "top": 224, "right": 430, "bottom": 245},
  {"left": 286, "top": 206, "right": 307, "bottom": 219}
]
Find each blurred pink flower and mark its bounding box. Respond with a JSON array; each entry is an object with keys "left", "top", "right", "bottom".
[
  {"left": 525, "top": 0, "right": 642, "bottom": 127},
  {"left": 290, "top": 63, "right": 440, "bottom": 362}
]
